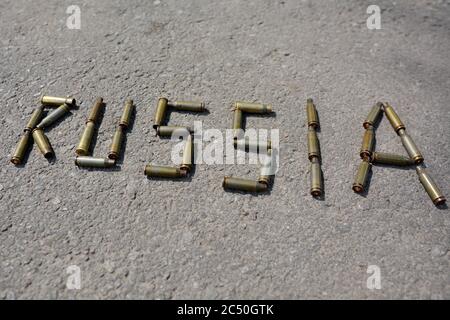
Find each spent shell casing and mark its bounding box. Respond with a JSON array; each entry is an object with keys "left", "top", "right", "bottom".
[
  {"left": 87, "top": 97, "right": 104, "bottom": 123},
  {"left": 157, "top": 126, "right": 192, "bottom": 137},
  {"left": 307, "top": 127, "right": 320, "bottom": 160},
  {"left": 144, "top": 165, "right": 186, "bottom": 178},
  {"left": 258, "top": 174, "right": 272, "bottom": 187},
  {"left": 233, "top": 108, "right": 243, "bottom": 139},
  {"left": 258, "top": 151, "right": 274, "bottom": 186},
  {"left": 41, "top": 95, "right": 76, "bottom": 107},
  {"left": 398, "top": 129, "right": 424, "bottom": 164},
  {"left": 119, "top": 99, "right": 134, "bottom": 129},
  {"left": 371, "top": 152, "right": 415, "bottom": 166},
  {"left": 258, "top": 176, "right": 272, "bottom": 186},
  {"left": 32, "top": 128, "right": 54, "bottom": 159},
  {"left": 234, "top": 138, "right": 272, "bottom": 152},
  {"left": 168, "top": 101, "right": 206, "bottom": 112},
  {"left": 352, "top": 159, "right": 371, "bottom": 193},
  {"left": 233, "top": 101, "right": 273, "bottom": 114},
  {"left": 416, "top": 167, "right": 446, "bottom": 206},
  {"left": 360, "top": 127, "right": 375, "bottom": 160},
  {"left": 384, "top": 102, "right": 405, "bottom": 133},
  {"left": 363, "top": 102, "right": 383, "bottom": 129},
  {"left": 108, "top": 127, "right": 124, "bottom": 160},
  {"left": 75, "top": 156, "right": 116, "bottom": 168},
  {"left": 154, "top": 97, "right": 168, "bottom": 129},
  {"left": 76, "top": 121, "right": 95, "bottom": 156},
  {"left": 306, "top": 98, "right": 319, "bottom": 129},
  {"left": 310, "top": 157, "right": 323, "bottom": 197},
  {"left": 36, "top": 103, "right": 71, "bottom": 129},
  {"left": 11, "top": 131, "right": 31, "bottom": 165},
  {"left": 180, "top": 134, "right": 193, "bottom": 173},
  {"left": 24, "top": 106, "right": 44, "bottom": 132},
  {"left": 223, "top": 176, "right": 268, "bottom": 193}
]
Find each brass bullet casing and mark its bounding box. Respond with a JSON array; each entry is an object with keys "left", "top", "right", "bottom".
[
  {"left": 384, "top": 102, "right": 405, "bottom": 133},
  {"left": 223, "top": 176, "right": 268, "bottom": 193},
  {"left": 306, "top": 98, "right": 319, "bottom": 129},
  {"left": 87, "top": 97, "right": 104, "bottom": 123},
  {"left": 233, "top": 137, "right": 272, "bottom": 152},
  {"left": 76, "top": 121, "right": 95, "bottom": 156},
  {"left": 398, "top": 129, "right": 424, "bottom": 164},
  {"left": 154, "top": 97, "right": 168, "bottom": 129},
  {"left": 371, "top": 152, "right": 415, "bottom": 167},
  {"left": 233, "top": 101, "right": 273, "bottom": 114},
  {"left": 352, "top": 159, "right": 371, "bottom": 194},
  {"left": 76, "top": 98, "right": 104, "bottom": 156},
  {"left": 108, "top": 127, "right": 124, "bottom": 160},
  {"left": 232, "top": 108, "right": 243, "bottom": 139},
  {"left": 24, "top": 106, "right": 44, "bottom": 132},
  {"left": 32, "top": 128, "right": 54, "bottom": 159},
  {"left": 258, "top": 174, "right": 272, "bottom": 187},
  {"left": 307, "top": 127, "right": 320, "bottom": 160},
  {"left": 360, "top": 127, "right": 375, "bottom": 160},
  {"left": 36, "top": 103, "right": 71, "bottom": 129},
  {"left": 75, "top": 156, "right": 116, "bottom": 168},
  {"left": 310, "top": 157, "right": 323, "bottom": 197},
  {"left": 258, "top": 176, "right": 272, "bottom": 187},
  {"left": 416, "top": 167, "right": 446, "bottom": 206},
  {"left": 11, "top": 131, "right": 31, "bottom": 165},
  {"left": 180, "top": 134, "right": 193, "bottom": 173},
  {"left": 258, "top": 151, "right": 274, "bottom": 186},
  {"left": 363, "top": 102, "right": 383, "bottom": 129},
  {"left": 168, "top": 101, "right": 206, "bottom": 112},
  {"left": 157, "top": 126, "right": 192, "bottom": 137},
  {"left": 144, "top": 165, "right": 186, "bottom": 178},
  {"left": 41, "top": 95, "right": 76, "bottom": 107},
  {"left": 119, "top": 99, "right": 134, "bottom": 129}
]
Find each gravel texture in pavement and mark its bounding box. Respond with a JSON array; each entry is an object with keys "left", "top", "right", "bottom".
[{"left": 1, "top": 0, "right": 449, "bottom": 299}]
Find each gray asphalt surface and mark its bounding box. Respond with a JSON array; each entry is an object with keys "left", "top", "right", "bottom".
[{"left": 1, "top": 0, "right": 449, "bottom": 299}]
